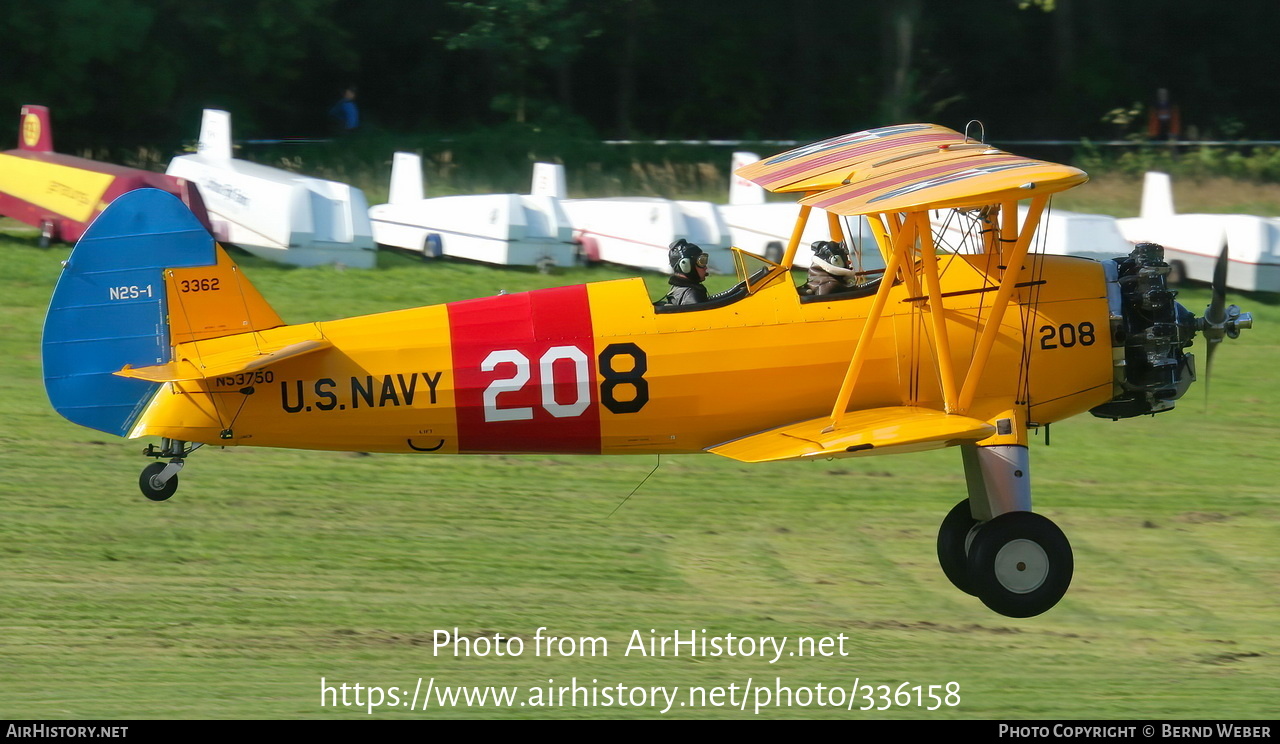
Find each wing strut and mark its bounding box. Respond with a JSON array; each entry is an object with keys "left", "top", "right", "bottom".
[
  {"left": 914, "top": 210, "right": 960, "bottom": 412},
  {"left": 826, "top": 213, "right": 914, "bottom": 430},
  {"left": 779, "top": 203, "right": 813, "bottom": 269},
  {"left": 955, "top": 194, "right": 1048, "bottom": 413},
  {"left": 826, "top": 193, "right": 1051, "bottom": 424},
  {"left": 826, "top": 210, "right": 845, "bottom": 244}
]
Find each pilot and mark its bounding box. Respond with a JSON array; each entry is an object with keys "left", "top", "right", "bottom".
[
  {"left": 799, "top": 240, "right": 858, "bottom": 296},
  {"left": 658, "top": 239, "right": 710, "bottom": 306}
]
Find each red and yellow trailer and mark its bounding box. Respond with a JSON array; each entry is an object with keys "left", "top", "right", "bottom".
[{"left": 0, "top": 105, "right": 209, "bottom": 245}]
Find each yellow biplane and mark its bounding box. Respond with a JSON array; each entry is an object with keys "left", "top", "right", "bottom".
[{"left": 43, "top": 123, "right": 1253, "bottom": 617}]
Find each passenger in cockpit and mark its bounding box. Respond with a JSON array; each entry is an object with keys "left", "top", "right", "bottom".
[{"left": 799, "top": 241, "right": 858, "bottom": 296}]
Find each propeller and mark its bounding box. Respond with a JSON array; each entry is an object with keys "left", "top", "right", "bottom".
[{"left": 1198, "top": 245, "right": 1253, "bottom": 401}]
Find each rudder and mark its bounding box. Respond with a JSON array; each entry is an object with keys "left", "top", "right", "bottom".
[
  {"left": 18, "top": 104, "right": 53, "bottom": 152},
  {"left": 43, "top": 189, "right": 282, "bottom": 437},
  {"left": 729, "top": 151, "right": 764, "bottom": 205},
  {"left": 389, "top": 152, "right": 424, "bottom": 204},
  {"left": 197, "top": 109, "right": 233, "bottom": 161},
  {"left": 1139, "top": 171, "right": 1175, "bottom": 220}
]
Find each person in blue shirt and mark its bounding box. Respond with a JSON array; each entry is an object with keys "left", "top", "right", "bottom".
[{"left": 329, "top": 87, "right": 359, "bottom": 134}]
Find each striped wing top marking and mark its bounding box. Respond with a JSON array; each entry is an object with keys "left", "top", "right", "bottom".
[
  {"left": 800, "top": 154, "right": 1088, "bottom": 215},
  {"left": 735, "top": 124, "right": 966, "bottom": 193}
]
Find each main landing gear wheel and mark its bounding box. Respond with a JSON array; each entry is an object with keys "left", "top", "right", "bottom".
[
  {"left": 966, "top": 511, "right": 1072, "bottom": 618},
  {"left": 139, "top": 462, "right": 178, "bottom": 502},
  {"left": 937, "top": 500, "right": 981, "bottom": 596}
]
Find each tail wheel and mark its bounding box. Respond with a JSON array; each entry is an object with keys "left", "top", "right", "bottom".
[
  {"left": 936, "top": 499, "right": 980, "bottom": 596},
  {"left": 39, "top": 220, "right": 54, "bottom": 249},
  {"left": 764, "top": 241, "right": 784, "bottom": 264},
  {"left": 966, "top": 511, "right": 1073, "bottom": 618},
  {"left": 1167, "top": 259, "right": 1186, "bottom": 285},
  {"left": 139, "top": 462, "right": 178, "bottom": 502}
]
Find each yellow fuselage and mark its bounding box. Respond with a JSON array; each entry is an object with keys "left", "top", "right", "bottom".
[{"left": 132, "top": 253, "right": 1113, "bottom": 457}]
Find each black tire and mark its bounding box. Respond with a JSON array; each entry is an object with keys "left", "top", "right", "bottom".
[
  {"left": 423, "top": 233, "right": 444, "bottom": 259},
  {"left": 967, "top": 511, "right": 1072, "bottom": 618},
  {"left": 937, "top": 499, "right": 981, "bottom": 596},
  {"left": 764, "top": 241, "right": 784, "bottom": 264},
  {"left": 1167, "top": 260, "right": 1186, "bottom": 285},
  {"left": 139, "top": 462, "right": 178, "bottom": 502},
  {"left": 536, "top": 257, "right": 555, "bottom": 275}
]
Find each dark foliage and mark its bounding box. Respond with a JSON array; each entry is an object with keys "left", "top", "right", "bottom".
[{"left": 1, "top": 0, "right": 1275, "bottom": 150}]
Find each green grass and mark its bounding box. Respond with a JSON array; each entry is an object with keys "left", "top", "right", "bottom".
[{"left": 0, "top": 233, "right": 1276, "bottom": 719}]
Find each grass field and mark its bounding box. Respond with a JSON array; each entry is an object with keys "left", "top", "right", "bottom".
[{"left": 0, "top": 228, "right": 1276, "bottom": 720}]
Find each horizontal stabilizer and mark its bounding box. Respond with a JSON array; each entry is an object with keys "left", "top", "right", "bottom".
[
  {"left": 707, "top": 407, "right": 995, "bottom": 463},
  {"left": 116, "top": 337, "right": 330, "bottom": 382}
]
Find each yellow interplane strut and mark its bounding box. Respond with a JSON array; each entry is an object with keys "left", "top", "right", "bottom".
[
  {"left": 999, "top": 200, "right": 1017, "bottom": 256},
  {"left": 825, "top": 213, "right": 914, "bottom": 431},
  {"left": 955, "top": 194, "right": 1048, "bottom": 414},
  {"left": 913, "top": 210, "right": 960, "bottom": 413},
  {"left": 826, "top": 210, "right": 845, "bottom": 244},
  {"left": 779, "top": 202, "right": 812, "bottom": 270}
]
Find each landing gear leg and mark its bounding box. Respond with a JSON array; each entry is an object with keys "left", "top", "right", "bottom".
[
  {"left": 139, "top": 439, "right": 202, "bottom": 501},
  {"left": 936, "top": 441, "right": 1074, "bottom": 617}
]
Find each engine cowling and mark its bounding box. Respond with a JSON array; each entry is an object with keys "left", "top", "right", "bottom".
[{"left": 1090, "top": 243, "right": 1198, "bottom": 420}]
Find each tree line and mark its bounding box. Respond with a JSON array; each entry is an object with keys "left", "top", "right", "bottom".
[{"left": 3, "top": 0, "right": 1276, "bottom": 150}]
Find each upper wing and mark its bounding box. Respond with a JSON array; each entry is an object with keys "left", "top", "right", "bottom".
[
  {"left": 707, "top": 406, "right": 995, "bottom": 464},
  {"left": 734, "top": 123, "right": 1086, "bottom": 214},
  {"left": 799, "top": 155, "right": 1086, "bottom": 215},
  {"left": 734, "top": 123, "right": 968, "bottom": 193}
]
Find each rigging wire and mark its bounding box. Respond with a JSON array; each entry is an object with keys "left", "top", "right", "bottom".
[
  {"left": 606, "top": 455, "right": 662, "bottom": 519},
  {"left": 1016, "top": 196, "right": 1053, "bottom": 410}
]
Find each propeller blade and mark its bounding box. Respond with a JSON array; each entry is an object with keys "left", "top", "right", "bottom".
[
  {"left": 1202, "top": 245, "right": 1230, "bottom": 407},
  {"left": 1208, "top": 246, "right": 1229, "bottom": 325},
  {"left": 1204, "top": 339, "right": 1217, "bottom": 405}
]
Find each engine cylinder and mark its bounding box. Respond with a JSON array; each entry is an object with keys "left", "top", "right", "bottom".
[{"left": 1090, "top": 243, "right": 1197, "bottom": 420}]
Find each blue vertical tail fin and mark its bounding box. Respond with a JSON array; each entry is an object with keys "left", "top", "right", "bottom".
[{"left": 42, "top": 189, "right": 218, "bottom": 437}]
